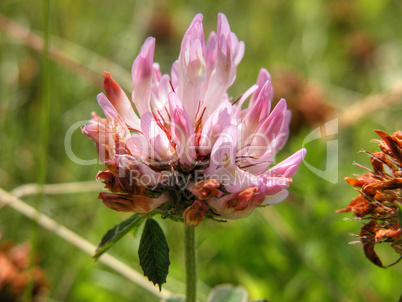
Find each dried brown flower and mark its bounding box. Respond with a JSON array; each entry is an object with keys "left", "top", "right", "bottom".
[
  {"left": 0, "top": 241, "right": 49, "bottom": 301},
  {"left": 272, "top": 70, "right": 334, "bottom": 133},
  {"left": 337, "top": 130, "right": 402, "bottom": 268}
]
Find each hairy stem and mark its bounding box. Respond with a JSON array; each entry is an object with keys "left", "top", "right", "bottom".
[{"left": 185, "top": 225, "right": 197, "bottom": 302}]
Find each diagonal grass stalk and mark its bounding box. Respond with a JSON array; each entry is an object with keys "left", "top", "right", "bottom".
[{"left": 0, "top": 187, "right": 172, "bottom": 299}]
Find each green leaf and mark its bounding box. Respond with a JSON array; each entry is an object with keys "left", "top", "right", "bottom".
[
  {"left": 207, "top": 284, "right": 248, "bottom": 302},
  {"left": 398, "top": 204, "right": 402, "bottom": 231},
  {"left": 94, "top": 213, "right": 145, "bottom": 261},
  {"left": 138, "top": 218, "right": 170, "bottom": 291}
]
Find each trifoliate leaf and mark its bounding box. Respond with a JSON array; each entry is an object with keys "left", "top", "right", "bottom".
[
  {"left": 162, "top": 295, "right": 186, "bottom": 302},
  {"left": 207, "top": 284, "right": 248, "bottom": 302},
  {"left": 94, "top": 213, "right": 145, "bottom": 261},
  {"left": 138, "top": 218, "right": 170, "bottom": 291}
]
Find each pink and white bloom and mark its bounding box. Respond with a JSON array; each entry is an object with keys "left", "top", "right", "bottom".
[{"left": 82, "top": 13, "right": 306, "bottom": 226}]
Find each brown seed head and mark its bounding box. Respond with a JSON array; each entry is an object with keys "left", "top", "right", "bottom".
[{"left": 337, "top": 130, "right": 402, "bottom": 267}]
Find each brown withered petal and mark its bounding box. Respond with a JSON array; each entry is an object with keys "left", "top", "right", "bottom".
[
  {"left": 97, "top": 169, "right": 144, "bottom": 195},
  {"left": 233, "top": 187, "right": 259, "bottom": 211},
  {"left": 99, "top": 192, "right": 152, "bottom": 213},
  {"left": 375, "top": 130, "right": 402, "bottom": 166},
  {"left": 336, "top": 195, "right": 375, "bottom": 217},
  {"left": 374, "top": 190, "right": 399, "bottom": 203},
  {"left": 183, "top": 200, "right": 210, "bottom": 226},
  {"left": 359, "top": 220, "right": 384, "bottom": 267},
  {"left": 363, "top": 242, "right": 384, "bottom": 268},
  {"left": 363, "top": 178, "right": 402, "bottom": 196},
  {"left": 375, "top": 227, "right": 401, "bottom": 242},
  {"left": 99, "top": 192, "right": 168, "bottom": 214},
  {"left": 191, "top": 179, "right": 220, "bottom": 200},
  {"left": 97, "top": 170, "right": 121, "bottom": 192},
  {"left": 360, "top": 219, "right": 377, "bottom": 237},
  {"left": 371, "top": 152, "right": 387, "bottom": 174},
  {"left": 344, "top": 177, "right": 365, "bottom": 187},
  {"left": 103, "top": 72, "right": 123, "bottom": 105}
]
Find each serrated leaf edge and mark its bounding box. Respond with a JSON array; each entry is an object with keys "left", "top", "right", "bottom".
[
  {"left": 94, "top": 213, "right": 145, "bottom": 260},
  {"left": 138, "top": 218, "right": 170, "bottom": 291}
]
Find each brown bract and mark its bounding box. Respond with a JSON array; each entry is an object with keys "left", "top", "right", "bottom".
[{"left": 337, "top": 130, "right": 402, "bottom": 268}]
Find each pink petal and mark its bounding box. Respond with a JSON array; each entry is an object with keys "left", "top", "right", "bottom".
[
  {"left": 206, "top": 124, "right": 238, "bottom": 174},
  {"left": 261, "top": 190, "right": 289, "bottom": 205},
  {"left": 103, "top": 72, "right": 140, "bottom": 129},
  {"left": 267, "top": 148, "right": 307, "bottom": 177},
  {"left": 207, "top": 186, "right": 264, "bottom": 220},
  {"left": 250, "top": 68, "right": 272, "bottom": 106},
  {"left": 168, "top": 93, "right": 196, "bottom": 167},
  {"left": 131, "top": 37, "right": 156, "bottom": 117},
  {"left": 212, "top": 165, "right": 258, "bottom": 193},
  {"left": 202, "top": 13, "right": 244, "bottom": 119},
  {"left": 198, "top": 101, "right": 233, "bottom": 156},
  {"left": 205, "top": 31, "right": 217, "bottom": 75},
  {"left": 178, "top": 15, "right": 206, "bottom": 123},
  {"left": 125, "top": 134, "right": 151, "bottom": 162},
  {"left": 151, "top": 74, "right": 171, "bottom": 115},
  {"left": 97, "top": 93, "right": 128, "bottom": 133},
  {"left": 171, "top": 60, "right": 179, "bottom": 91},
  {"left": 141, "top": 112, "right": 174, "bottom": 162},
  {"left": 233, "top": 84, "right": 258, "bottom": 117}
]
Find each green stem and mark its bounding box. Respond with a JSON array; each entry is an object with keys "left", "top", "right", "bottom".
[
  {"left": 184, "top": 225, "right": 197, "bottom": 302},
  {"left": 24, "top": 1, "right": 50, "bottom": 301}
]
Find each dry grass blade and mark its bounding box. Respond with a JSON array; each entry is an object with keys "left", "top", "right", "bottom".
[
  {"left": 11, "top": 181, "right": 104, "bottom": 198},
  {"left": 339, "top": 81, "right": 402, "bottom": 128}
]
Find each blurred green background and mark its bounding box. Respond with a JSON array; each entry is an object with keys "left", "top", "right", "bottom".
[{"left": 1, "top": 0, "right": 401, "bottom": 301}]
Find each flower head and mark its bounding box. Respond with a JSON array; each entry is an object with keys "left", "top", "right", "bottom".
[
  {"left": 337, "top": 130, "right": 402, "bottom": 267},
  {"left": 82, "top": 13, "right": 306, "bottom": 226}
]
